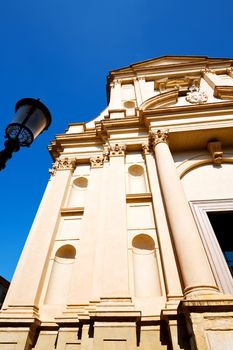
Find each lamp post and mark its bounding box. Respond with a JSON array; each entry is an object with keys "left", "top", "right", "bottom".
[{"left": 0, "top": 98, "right": 51, "bottom": 171}]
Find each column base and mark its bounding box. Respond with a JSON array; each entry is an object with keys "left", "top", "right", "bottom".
[{"left": 183, "top": 284, "right": 221, "bottom": 299}]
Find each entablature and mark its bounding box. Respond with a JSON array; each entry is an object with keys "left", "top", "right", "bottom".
[{"left": 49, "top": 100, "right": 233, "bottom": 160}]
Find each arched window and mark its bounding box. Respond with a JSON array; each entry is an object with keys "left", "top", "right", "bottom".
[
  {"left": 128, "top": 164, "right": 147, "bottom": 193},
  {"left": 44, "top": 245, "right": 76, "bottom": 305},
  {"left": 132, "top": 234, "right": 161, "bottom": 297},
  {"left": 67, "top": 177, "right": 88, "bottom": 207}
]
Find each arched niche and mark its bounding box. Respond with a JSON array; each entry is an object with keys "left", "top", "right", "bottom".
[
  {"left": 67, "top": 176, "right": 88, "bottom": 207},
  {"left": 128, "top": 164, "right": 147, "bottom": 193},
  {"left": 44, "top": 245, "right": 76, "bottom": 305},
  {"left": 132, "top": 234, "right": 161, "bottom": 297}
]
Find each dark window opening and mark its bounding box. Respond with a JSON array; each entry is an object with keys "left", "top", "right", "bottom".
[{"left": 207, "top": 211, "right": 233, "bottom": 277}]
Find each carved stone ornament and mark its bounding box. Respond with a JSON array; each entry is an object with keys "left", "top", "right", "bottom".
[
  {"left": 103, "top": 144, "right": 110, "bottom": 162},
  {"left": 226, "top": 67, "right": 233, "bottom": 75},
  {"left": 49, "top": 158, "right": 76, "bottom": 175},
  {"left": 90, "top": 155, "right": 104, "bottom": 168},
  {"left": 109, "top": 143, "right": 126, "bottom": 157},
  {"left": 201, "top": 68, "right": 216, "bottom": 75},
  {"left": 150, "top": 130, "right": 169, "bottom": 147},
  {"left": 186, "top": 84, "right": 208, "bottom": 104},
  {"left": 207, "top": 141, "right": 223, "bottom": 165},
  {"left": 142, "top": 143, "right": 150, "bottom": 155}
]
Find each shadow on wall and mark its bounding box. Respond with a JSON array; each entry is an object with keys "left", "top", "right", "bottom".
[{"left": 0, "top": 275, "right": 10, "bottom": 309}]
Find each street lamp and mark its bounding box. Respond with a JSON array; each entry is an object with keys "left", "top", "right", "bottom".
[{"left": 0, "top": 98, "right": 51, "bottom": 171}]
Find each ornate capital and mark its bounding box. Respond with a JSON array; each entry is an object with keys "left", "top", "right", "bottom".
[
  {"left": 142, "top": 143, "right": 150, "bottom": 155},
  {"left": 150, "top": 130, "right": 169, "bottom": 147},
  {"left": 109, "top": 143, "right": 126, "bottom": 157},
  {"left": 103, "top": 144, "right": 110, "bottom": 162},
  {"left": 90, "top": 155, "right": 104, "bottom": 168},
  {"left": 49, "top": 157, "right": 76, "bottom": 175},
  {"left": 207, "top": 141, "right": 223, "bottom": 165},
  {"left": 202, "top": 68, "right": 216, "bottom": 75}
]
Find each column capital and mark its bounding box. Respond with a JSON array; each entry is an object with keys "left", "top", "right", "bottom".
[
  {"left": 142, "top": 143, "right": 150, "bottom": 156},
  {"left": 108, "top": 143, "right": 126, "bottom": 157},
  {"left": 201, "top": 68, "right": 216, "bottom": 76},
  {"left": 150, "top": 129, "right": 169, "bottom": 147},
  {"left": 49, "top": 157, "right": 76, "bottom": 175},
  {"left": 90, "top": 155, "right": 104, "bottom": 168}
]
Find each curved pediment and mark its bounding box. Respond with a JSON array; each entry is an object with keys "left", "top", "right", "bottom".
[{"left": 140, "top": 90, "right": 179, "bottom": 111}]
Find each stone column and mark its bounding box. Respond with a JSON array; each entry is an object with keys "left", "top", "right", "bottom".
[
  {"left": 3, "top": 158, "right": 75, "bottom": 313},
  {"left": 142, "top": 145, "right": 183, "bottom": 303},
  {"left": 151, "top": 130, "right": 219, "bottom": 297}
]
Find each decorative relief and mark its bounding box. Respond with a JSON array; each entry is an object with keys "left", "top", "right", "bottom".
[
  {"left": 155, "top": 76, "right": 200, "bottom": 94},
  {"left": 110, "top": 79, "right": 121, "bottom": 88},
  {"left": 142, "top": 143, "right": 150, "bottom": 155},
  {"left": 49, "top": 158, "right": 76, "bottom": 175},
  {"left": 207, "top": 141, "right": 223, "bottom": 165},
  {"left": 109, "top": 143, "right": 126, "bottom": 157},
  {"left": 201, "top": 68, "right": 216, "bottom": 75},
  {"left": 186, "top": 84, "right": 208, "bottom": 104},
  {"left": 103, "top": 144, "right": 110, "bottom": 162},
  {"left": 90, "top": 155, "right": 104, "bottom": 168},
  {"left": 150, "top": 130, "right": 169, "bottom": 147}
]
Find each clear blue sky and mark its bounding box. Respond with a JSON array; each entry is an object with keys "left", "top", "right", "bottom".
[{"left": 0, "top": 0, "right": 232, "bottom": 281}]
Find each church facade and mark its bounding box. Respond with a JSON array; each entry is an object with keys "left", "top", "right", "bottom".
[{"left": 1, "top": 56, "right": 233, "bottom": 349}]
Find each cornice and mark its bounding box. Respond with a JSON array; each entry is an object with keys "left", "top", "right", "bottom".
[
  {"left": 108, "top": 59, "right": 233, "bottom": 81},
  {"left": 96, "top": 116, "right": 141, "bottom": 131},
  {"left": 141, "top": 100, "right": 233, "bottom": 122},
  {"left": 106, "top": 57, "right": 233, "bottom": 101},
  {"left": 49, "top": 101, "right": 233, "bottom": 160},
  {"left": 48, "top": 131, "right": 103, "bottom": 160}
]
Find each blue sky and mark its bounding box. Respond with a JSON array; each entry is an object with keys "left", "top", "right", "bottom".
[{"left": 0, "top": 0, "right": 233, "bottom": 281}]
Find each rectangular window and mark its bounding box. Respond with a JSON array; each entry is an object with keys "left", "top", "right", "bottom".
[
  {"left": 207, "top": 211, "right": 233, "bottom": 277},
  {"left": 190, "top": 200, "right": 233, "bottom": 294}
]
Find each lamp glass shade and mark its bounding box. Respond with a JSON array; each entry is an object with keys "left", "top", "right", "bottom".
[{"left": 5, "top": 98, "right": 51, "bottom": 146}]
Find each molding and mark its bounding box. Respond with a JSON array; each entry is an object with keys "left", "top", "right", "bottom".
[
  {"left": 190, "top": 199, "right": 233, "bottom": 295},
  {"left": 177, "top": 153, "right": 233, "bottom": 178},
  {"left": 140, "top": 90, "right": 179, "bottom": 111},
  {"left": 214, "top": 85, "right": 233, "bottom": 99},
  {"left": 60, "top": 207, "right": 84, "bottom": 216},
  {"left": 126, "top": 193, "right": 152, "bottom": 203}
]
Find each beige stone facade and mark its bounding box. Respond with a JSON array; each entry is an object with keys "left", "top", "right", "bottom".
[{"left": 1, "top": 56, "right": 233, "bottom": 349}]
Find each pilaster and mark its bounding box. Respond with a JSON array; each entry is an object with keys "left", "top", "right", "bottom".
[
  {"left": 2, "top": 158, "right": 75, "bottom": 314},
  {"left": 101, "top": 143, "right": 129, "bottom": 298}
]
